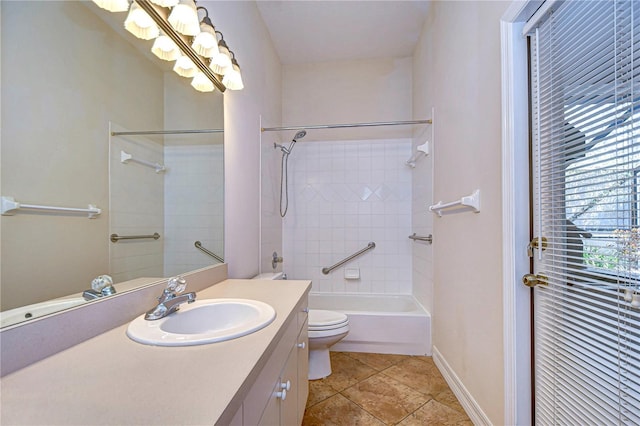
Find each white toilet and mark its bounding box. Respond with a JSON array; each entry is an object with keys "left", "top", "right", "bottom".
[
  {"left": 307, "top": 309, "right": 349, "bottom": 380},
  {"left": 251, "top": 272, "right": 349, "bottom": 380}
]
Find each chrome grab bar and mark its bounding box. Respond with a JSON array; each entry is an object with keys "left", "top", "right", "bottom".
[
  {"left": 322, "top": 242, "right": 375, "bottom": 275},
  {"left": 195, "top": 241, "right": 224, "bottom": 263},
  {"left": 408, "top": 233, "right": 433, "bottom": 244},
  {"left": 110, "top": 232, "right": 160, "bottom": 243}
]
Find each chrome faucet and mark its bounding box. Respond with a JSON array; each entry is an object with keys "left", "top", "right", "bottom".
[
  {"left": 145, "top": 276, "right": 196, "bottom": 321},
  {"left": 82, "top": 275, "right": 116, "bottom": 301}
]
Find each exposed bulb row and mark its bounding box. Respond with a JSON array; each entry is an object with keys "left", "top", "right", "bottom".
[{"left": 92, "top": 0, "right": 243, "bottom": 92}]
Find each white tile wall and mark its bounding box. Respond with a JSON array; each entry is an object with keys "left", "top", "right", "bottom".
[
  {"left": 109, "top": 134, "right": 165, "bottom": 282},
  {"left": 283, "top": 138, "right": 413, "bottom": 294},
  {"left": 410, "top": 136, "right": 434, "bottom": 314},
  {"left": 261, "top": 130, "right": 284, "bottom": 274},
  {"left": 164, "top": 144, "right": 224, "bottom": 277}
]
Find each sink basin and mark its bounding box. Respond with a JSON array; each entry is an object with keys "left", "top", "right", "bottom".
[
  {"left": 0, "top": 297, "right": 87, "bottom": 328},
  {"left": 126, "top": 298, "right": 276, "bottom": 346}
]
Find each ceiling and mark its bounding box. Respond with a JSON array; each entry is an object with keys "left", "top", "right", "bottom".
[{"left": 255, "top": 1, "right": 431, "bottom": 65}]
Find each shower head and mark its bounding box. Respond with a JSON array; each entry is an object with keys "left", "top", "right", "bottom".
[
  {"left": 293, "top": 130, "right": 306, "bottom": 141},
  {"left": 274, "top": 130, "right": 307, "bottom": 155}
]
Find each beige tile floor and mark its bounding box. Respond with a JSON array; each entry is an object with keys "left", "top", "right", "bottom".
[{"left": 302, "top": 352, "right": 472, "bottom": 426}]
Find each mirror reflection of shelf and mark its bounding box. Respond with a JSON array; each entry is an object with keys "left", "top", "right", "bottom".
[{"left": 120, "top": 150, "right": 166, "bottom": 173}]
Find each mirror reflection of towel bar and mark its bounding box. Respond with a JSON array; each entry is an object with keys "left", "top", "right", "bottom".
[
  {"left": 1, "top": 196, "right": 101, "bottom": 219},
  {"left": 195, "top": 241, "right": 224, "bottom": 263},
  {"left": 110, "top": 232, "right": 160, "bottom": 243}
]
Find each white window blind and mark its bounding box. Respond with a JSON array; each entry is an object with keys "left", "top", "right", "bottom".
[{"left": 529, "top": 0, "right": 640, "bottom": 424}]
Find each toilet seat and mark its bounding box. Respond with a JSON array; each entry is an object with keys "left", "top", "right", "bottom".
[{"left": 308, "top": 309, "right": 349, "bottom": 331}]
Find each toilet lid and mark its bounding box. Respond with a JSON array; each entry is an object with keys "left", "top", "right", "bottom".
[{"left": 308, "top": 309, "right": 348, "bottom": 328}]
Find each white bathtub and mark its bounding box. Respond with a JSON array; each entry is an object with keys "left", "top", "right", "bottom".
[{"left": 308, "top": 292, "right": 431, "bottom": 356}]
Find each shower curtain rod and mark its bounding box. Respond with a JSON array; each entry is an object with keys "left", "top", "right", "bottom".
[
  {"left": 111, "top": 129, "right": 224, "bottom": 136},
  {"left": 261, "top": 119, "right": 432, "bottom": 132}
]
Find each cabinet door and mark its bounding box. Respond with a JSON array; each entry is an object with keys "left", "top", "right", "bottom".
[
  {"left": 279, "top": 347, "right": 299, "bottom": 426},
  {"left": 257, "top": 385, "right": 280, "bottom": 426},
  {"left": 296, "top": 323, "right": 309, "bottom": 424}
]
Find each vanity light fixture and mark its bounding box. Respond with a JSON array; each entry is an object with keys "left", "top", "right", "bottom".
[
  {"left": 124, "top": 1, "right": 160, "bottom": 40},
  {"left": 191, "top": 71, "right": 215, "bottom": 92},
  {"left": 173, "top": 55, "right": 198, "bottom": 77},
  {"left": 151, "top": 32, "right": 181, "bottom": 61},
  {"left": 92, "top": 0, "right": 243, "bottom": 93},
  {"left": 167, "top": 0, "right": 200, "bottom": 36},
  {"left": 210, "top": 34, "right": 232, "bottom": 75},
  {"left": 92, "top": 0, "right": 129, "bottom": 12},
  {"left": 222, "top": 53, "right": 244, "bottom": 91},
  {"left": 148, "top": 0, "right": 179, "bottom": 7},
  {"left": 191, "top": 7, "right": 219, "bottom": 58}
]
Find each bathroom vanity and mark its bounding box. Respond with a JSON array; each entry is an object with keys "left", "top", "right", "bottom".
[{"left": 0, "top": 277, "right": 311, "bottom": 425}]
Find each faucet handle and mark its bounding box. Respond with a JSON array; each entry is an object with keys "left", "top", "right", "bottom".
[
  {"left": 91, "top": 275, "right": 114, "bottom": 292},
  {"left": 167, "top": 276, "right": 187, "bottom": 293}
]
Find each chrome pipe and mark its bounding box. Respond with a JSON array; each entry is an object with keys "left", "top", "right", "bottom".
[
  {"left": 195, "top": 241, "right": 224, "bottom": 263},
  {"left": 111, "top": 129, "right": 223, "bottom": 136},
  {"left": 322, "top": 242, "right": 375, "bottom": 275},
  {"left": 262, "top": 119, "right": 432, "bottom": 132},
  {"left": 110, "top": 232, "right": 160, "bottom": 243}
]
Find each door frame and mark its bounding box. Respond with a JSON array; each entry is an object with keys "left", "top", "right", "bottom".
[{"left": 500, "top": 1, "right": 542, "bottom": 424}]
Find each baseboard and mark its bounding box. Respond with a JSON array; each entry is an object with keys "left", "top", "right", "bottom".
[{"left": 432, "top": 346, "right": 493, "bottom": 426}]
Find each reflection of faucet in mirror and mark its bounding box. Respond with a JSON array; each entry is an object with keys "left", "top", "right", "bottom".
[
  {"left": 145, "top": 276, "right": 196, "bottom": 321},
  {"left": 82, "top": 275, "right": 117, "bottom": 301}
]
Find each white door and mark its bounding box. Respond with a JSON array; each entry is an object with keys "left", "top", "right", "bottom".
[{"left": 527, "top": 1, "right": 640, "bottom": 424}]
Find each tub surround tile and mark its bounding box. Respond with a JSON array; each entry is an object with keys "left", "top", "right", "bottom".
[{"left": 341, "top": 374, "right": 429, "bottom": 424}]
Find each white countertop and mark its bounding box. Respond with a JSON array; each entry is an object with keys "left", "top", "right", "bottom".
[{"left": 0, "top": 279, "right": 311, "bottom": 425}]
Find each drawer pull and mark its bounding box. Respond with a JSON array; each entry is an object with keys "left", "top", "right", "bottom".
[
  {"left": 280, "top": 380, "right": 291, "bottom": 391},
  {"left": 297, "top": 342, "right": 306, "bottom": 349},
  {"left": 302, "top": 307, "right": 309, "bottom": 313},
  {"left": 276, "top": 389, "right": 287, "bottom": 400}
]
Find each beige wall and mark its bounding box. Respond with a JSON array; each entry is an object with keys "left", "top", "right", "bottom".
[
  {"left": 203, "top": 1, "right": 283, "bottom": 278},
  {"left": 282, "top": 58, "right": 413, "bottom": 142},
  {"left": 415, "top": 1, "right": 510, "bottom": 423},
  {"left": 0, "top": 1, "right": 164, "bottom": 309}
]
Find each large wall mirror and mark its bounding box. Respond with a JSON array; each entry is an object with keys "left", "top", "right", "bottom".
[{"left": 0, "top": 1, "right": 224, "bottom": 327}]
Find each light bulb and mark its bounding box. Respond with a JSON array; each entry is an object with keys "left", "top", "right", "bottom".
[
  {"left": 168, "top": 0, "right": 200, "bottom": 36},
  {"left": 151, "top": 34, "right": 180, "bottom": 61},
  {"left": 192, "top": 23, "right": 219, "bottom": 58},
  {"left": 124, "top": 2, "right": 160, "bottom": 40},
  {"left": 173, "top": 55, "right": 198, "bottom": 78},
  {"left": 191, "top": 72, "right": 215, "bottom": 92},
  {"left": 149, "top": 0, "right": 179, "bottom": 6},
  {"left": 210, "top": 40, "right": 232, "bottom": 74},
  {"left": 92, "top": 0, "right": 129, "bottom": 12},
  {"left": 222, "top": 61, "right": 244, "bottom": 90}
]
